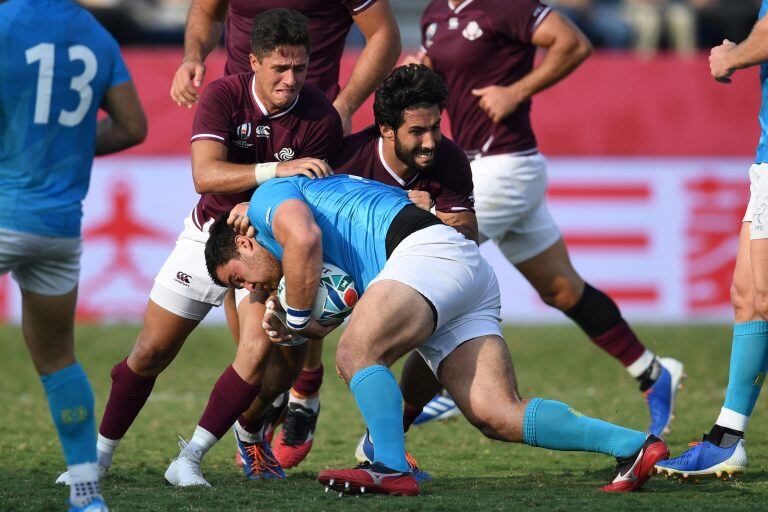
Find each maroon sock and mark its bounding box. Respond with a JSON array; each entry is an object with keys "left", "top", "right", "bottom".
[
  {"left": 99, "top": 358, "right": 157, "bottom": 440},
  {"left": 564, "top": 283, "right": 646, "bottom": 368},
  {"left": 291, "top": 364, "right": 323, "bottom": 397},
  {"left": 199, "top": 366, "right": 261, "bottom": 439},
  {"left": 592, "top": 320, "right": 646, "bottom": 367},
  {"left": 403, "top": 403, "right": 422, "bottom": 432}
]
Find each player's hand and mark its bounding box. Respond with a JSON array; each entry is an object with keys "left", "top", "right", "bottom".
[
  {"left": 296, "top": 317, "right": 343, "bottom": 340},
  {"left": 471, "top": 85, "right": 524, "bottom": 123},
  {"left": 170, "top": 58, "right": 206, "bottom": 108},
  {"left": 276, "top": 158, "right": 334, "bottom": 179},
  {"left": 400, "top": 51, "right": 425, "bottom": 66},
  {"left": 262, "top": 297, "right": 297, "bottom": 344},
  {"left": 408, "top": 190, "right": 433, "bottom": 211},
  {"left": 227, "top": 202, "right": 254, "bottom": 237},
  {"left": 333, "top": 101, "right": 354, "bottom": 136},
  {"left": 710, "top": 39, "right": 738, "bottom": 84}
]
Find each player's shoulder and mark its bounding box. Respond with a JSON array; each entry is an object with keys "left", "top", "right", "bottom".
[
  {"left": 422, "top": 0, "right": 448, "bottom": 21},
  {"left": 343, "top": 125, "right": 379, "bottom": 150},
  {"left": 435, "top": 137, "right": 472, "bottom": 176},
  {"left": 296, "top": 84, "right": 338, "bottom": 118},
  {"left": 331, "top": 125, "right": 378, "bottom": 169},
  {"left": 201, "top": 73, "right": 250, "bottom": 103}
]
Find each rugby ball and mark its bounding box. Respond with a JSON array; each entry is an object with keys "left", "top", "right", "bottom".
[{"left": 277, "top": 262, "right": 358, "bottom": 325}]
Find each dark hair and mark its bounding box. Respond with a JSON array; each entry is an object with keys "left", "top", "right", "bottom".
[
  {"left": 373, "top": 64, "right": 448, "bottom": 131},
  {"left": 250, "top": 8, "right": 311, "bottom": 60},
  {"left": 204, "top": 215, "right": 242, "bottom": 287}
]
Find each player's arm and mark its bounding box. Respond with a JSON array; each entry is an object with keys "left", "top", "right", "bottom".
[
  {"left": 170, "top": 0, "right": 228, "bottom": 107},
  {"left": 95, "top": 81, "right": 147, "bottom": 155},
  {"left": 191, "top": 141, "right": 332, "bottom": 194},
  {"left": 472, "top": 11, "right": 592, "bottom": 123},
  {"left": 436, "top": 210, "right": 479, "bottom": 244},
  {"left": 333, "top": 0, "right": 401, "bottom": 134},
  {"left": 271, "top": 200, "right": 339, "bottom": 339},
  {"left": 710, "top": 16, "right": 768, "bottom": 83}
]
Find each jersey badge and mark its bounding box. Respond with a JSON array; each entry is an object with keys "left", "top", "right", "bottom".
[
  {"left": 448, "top": 17, "right": 459, "bottom": 30},
  {"left": 255, "top": 125, "right": 271, "bottom": 138},
  {"left": 425, "top": 22, "right": 438, "bottom": 48},
  {"left": 462, "top": 21, "right": 483, "bottom": 41},
  {"left": 275, "top": 147, "right": 295, "bottom": 161},
  {"left": 233, "top": 122, "right": 253, "bottom": 148}
]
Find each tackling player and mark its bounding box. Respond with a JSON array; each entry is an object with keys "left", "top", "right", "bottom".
[
  {"left": 206, "top": 174, "right": 670, "bottom": 497},
  {"left": 656, "top": 7, "right": 768, "bottom": 479},
  {"left": 169, "top": 0, "right": 401, "bottom": 467},
  {"left": 0, "top": 0, "right": 147, "bottom": 510},
  {"left": 404, "top": 0, "right": 684, "bottom": 436},
  {"left": 57, "top": 9, "right": 342, "bottom": 487}
]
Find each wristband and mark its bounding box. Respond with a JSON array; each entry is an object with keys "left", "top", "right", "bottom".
[
  {"left": 254, "top": 162, "right": 278, "bottom": 185},
  {"left": 285, "top": 306, "right": 312, "bottom": 330}
]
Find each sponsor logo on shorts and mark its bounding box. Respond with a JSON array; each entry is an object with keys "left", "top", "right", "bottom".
[
  {"left": 175, "top": 271, "right": 192, "bottom": 287},
  {"left": 755, "top": 203, "right": 766, "bottom": 228}
]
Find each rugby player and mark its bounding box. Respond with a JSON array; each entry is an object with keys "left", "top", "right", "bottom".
[
  {"left": 404, "top": 0, "right": 684, "bottom": 436},
  {"left": 1, "top": 0, "right": 147, "bottom": 509},
  {"left": 169, "top": 0, "right": 401, "bottom": 468},
  {"left": 205, "top": 174, "right": 670, "bottom": 496},
  {"left": 656, "top": 8, "right": 768, "bottom": 478},
  {"left": 57, "top": 9, "right": 342, "bottom": 486}
]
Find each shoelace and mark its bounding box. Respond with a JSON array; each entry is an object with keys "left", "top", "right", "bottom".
[
  {"left": 405, "top": 451, "right": 421, "bottom": 471},
  {"left": 244, "top": 443, "right": 283, "bottom": 478},
  {"left": 282, "top": 406, "right": 316, "bottom": 446}
]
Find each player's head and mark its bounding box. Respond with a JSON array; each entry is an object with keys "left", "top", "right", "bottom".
[
  {"left": 205, "top": 215, "right": 282, "bottom": 292},
  {"left": 249, "top": 8, "right": 310, "bottom": 113},
  {"left": 374, "top": 64, "right": 448, "bottom": 171}
]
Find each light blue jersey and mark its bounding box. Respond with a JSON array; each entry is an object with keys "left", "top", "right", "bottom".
[
  {"left": 247, "top": 175, "right": 411, "bottom": 291},
  {"left": 757, "top": 1, "right": 768, "bottom": 163},
  {"left": 0, "top": 0, "right": 131, "bottom": 237}
]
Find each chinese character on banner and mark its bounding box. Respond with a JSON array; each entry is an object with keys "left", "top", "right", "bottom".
[{"left": 685, "top": 175, "right": 747, "bottom": 313}]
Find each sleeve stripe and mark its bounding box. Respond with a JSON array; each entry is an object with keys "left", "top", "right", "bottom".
[
  {"left": 191, "top": 133, "right": 225, "bottom": 141},
  {"left": 352, "top": 0, "right": 375, "bottom": 13},
  {"left": 450, "top": 207, "right": 471, "bottom": 211},
  {"left": 533, "top": 6, "right": 552, "bottom": 30}
]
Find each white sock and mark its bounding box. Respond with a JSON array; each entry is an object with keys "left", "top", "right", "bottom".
[
  {"left": 716, "top": 407, "right": 749, "bottom": 432},
  {"left": 290, "top": 391, "right": 320, "bottom": 412},
  {"left": 96, "top": 434, "right": 119, "bottom": 469},
  {"left": 626, "top": 349, "right": 656, "bottom": 378},
  {"left": 68, "top": 462, "right": 102, "bottom": 507},
  {"left": 188, "top": 426, "right": 218, "bottom": 459},
  {"left": 235, "top": 420, "right": 263, "bottom": 443}
]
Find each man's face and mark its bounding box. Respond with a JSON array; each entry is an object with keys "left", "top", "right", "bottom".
[
  {"left": 392, "top": 106, "right": 442, "bottom": 171},
  {"left": 215, "top": 236, "right": 282, "bottom": 293},
  {"left": 250, "top": 45, "right": 308, "bottom": 112}
]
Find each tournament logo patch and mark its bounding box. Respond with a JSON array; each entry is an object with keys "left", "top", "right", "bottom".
[
  {"left": 462, "top": 21, "right": 483, "bottom": 41},
  {"left": 425, "top": 22, "right": 437, "bottom": 48},
  {"left": 233, "top": 122, "right": 254, "bottom": 148},
  {"left": 275, "top": 147, "right": 295, "bottom": 161}
]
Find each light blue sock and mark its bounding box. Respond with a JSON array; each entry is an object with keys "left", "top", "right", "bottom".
[
  {"left": 349, "top": 365, "right": 408, "bottom": 472},
  {"left": 41, "top": 363, "right": 97, "bottom": 465},
  {"left": 523, "top": 398, "right": 646, "bottom": 458},
  {"left": 723, "top": 321, "right": 768, "bottom": 416}
]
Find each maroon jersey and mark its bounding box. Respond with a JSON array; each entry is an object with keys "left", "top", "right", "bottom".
[
  {"left": 330, "top": 125, "right": 475, "bottom": 213},
  {"left": 225, "top": 0, "right": 378, "bottom": 100},
  {"left": 421, "top": 0, "right": 551, "bottom": 156},
  {"left": 191, "top": 73, "right": 343, "bottom": 226}
]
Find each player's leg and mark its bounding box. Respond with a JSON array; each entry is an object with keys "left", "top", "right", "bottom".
[
  {"left": 437, "top": 333, "right": 667, "bottom": 492},
  {"left": 224, "top": 288, "right": 240, "bottom": 344},
  {"left": 11, "top": 233, "right": 106, "bottom": 509},
  {"left": 658, "top": 167, "right": 768, "bottom": 478}
]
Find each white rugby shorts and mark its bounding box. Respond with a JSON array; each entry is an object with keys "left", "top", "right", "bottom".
[
  {"left": 370, "top": 224, "right": 502, "bottom": 376},
  {"left": 471, "top": 151, "right": 562, "bottom": 264},
  {"left": 150, "top": 212, "right": 228, "bottom": 321},
  {"left": 743, "top": 163, "right": 768, "bottom": 240},
  {"left": 0, "top": 227, "right": 82, "bottom": 295}
]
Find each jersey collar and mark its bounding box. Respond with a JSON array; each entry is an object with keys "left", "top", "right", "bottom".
[
  {"left": 448, "top": 0, "right": 474, "bottom": 13},
  {"left": 377, "top": 137, "right": 420, "bottom": 188},
  {"left": 250, "top": 75, "right": 300, "bottom": 119}
]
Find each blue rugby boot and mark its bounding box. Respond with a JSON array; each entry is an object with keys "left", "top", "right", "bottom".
[
  {"left": 645, "top": 357, "right": 685, "bottom": 437},
  {"left": 234, "top": 428, "right": 286, "bottom": 480},
  {"left": 655, "top": 437, "right": 747, "bottom": 480}
]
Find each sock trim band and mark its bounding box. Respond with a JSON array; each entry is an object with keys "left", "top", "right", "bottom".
[
  {"left": 349, "top": 365, "right": 390, "bottom": 393},
  {"left": 734, "top": 320, "right": 768, "bottom": 336},
  {"left": 523, "top": 398, "right": 543, "bottom": 447}
]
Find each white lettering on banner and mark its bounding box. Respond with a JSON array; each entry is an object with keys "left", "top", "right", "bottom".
[{"left": 0, "top": 157, "right": 752, "bottom": 324}]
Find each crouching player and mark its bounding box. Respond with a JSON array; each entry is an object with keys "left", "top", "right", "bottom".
[{"left": 205, "top": 174, "right": 670, "bottom": 496}]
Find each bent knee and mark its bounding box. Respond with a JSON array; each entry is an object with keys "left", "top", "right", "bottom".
[
  {"left": 129, "top": 337, "right": 179, "bottom": 377},
  {"left": 539, "top": 276, "right": 583, "bottom": 311},
  {"left": 464, "top": 402, "right": 525, "bottom": 442}
]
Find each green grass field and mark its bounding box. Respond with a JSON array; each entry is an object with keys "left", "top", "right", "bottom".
[{"left": 1, "top": 324, "right": 767, "bottom": 511}]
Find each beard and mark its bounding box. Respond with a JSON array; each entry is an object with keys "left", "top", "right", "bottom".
[
  {"left": 244, "top": 249, "right": 283, "bottom": 291},
  {"left": 394, "top": 134, "right": 438, "bottom": 171}
]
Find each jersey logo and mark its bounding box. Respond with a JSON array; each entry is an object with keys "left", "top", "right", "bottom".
[
  {"left": 462, "top": 21, "right": 483, "bottom": 41},
  {"left": 233, "top": 122, "right": 253, "bottom": 148},
  {"left": 255, "top": 125, "right": 271, "bottom": 138},
  {"left": 275, "top": 147, "right": 295, "bottom": 161},
  {"left": 425, "top": 22, "right": 438, "bottom": 48},
  {"left": 448, "top": 17, "right": 459, "bottom": 30}
]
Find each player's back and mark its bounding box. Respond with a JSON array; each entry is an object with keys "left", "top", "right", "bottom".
[
  {"left": 251, "top": 175, "right": 411, "bottom": 290},
  {"left": 0, "top": 0, "right": 130, "bottom": 237}
]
